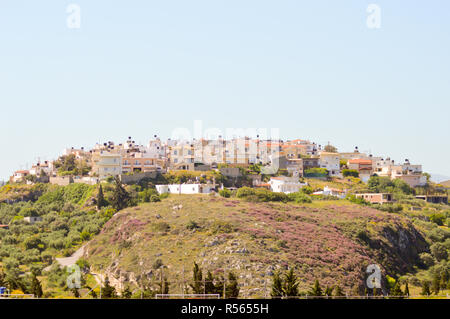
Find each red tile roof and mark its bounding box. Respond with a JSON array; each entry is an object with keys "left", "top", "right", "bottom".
[{"left": 348, "top": 159, "right": 372, "bottom": 165}]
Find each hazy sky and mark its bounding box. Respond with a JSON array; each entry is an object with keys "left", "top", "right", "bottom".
[{"left": 1, "top": 1, "right": 449, "bottom": 180}]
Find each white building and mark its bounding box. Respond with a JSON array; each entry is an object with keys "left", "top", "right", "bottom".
[
  {"left": 10, "top": 170, "right": 30, "bottom": 183},
  {"left": 313, "top": 186, "right": 347, "bottom": 199},
  {"left": 147, "top": 138, "right": 166, "bottom": 159},
  {"left": 374, "top": 158, "right": 426, "bottom": 187},
  {"left": 92, "top": 151, "right": 122, "bottom": 180},
  {"left": 156, "top": 183, "right": 215, "bottom": 195},
  {"left": 269, "top": 176, "right": 307, "bottom": 194},
  {"left": 29, "top": 161, "right": 53, "bottom": 176},
  {"left": 319, "top": 152, "right": 340, "bottom": 176}
]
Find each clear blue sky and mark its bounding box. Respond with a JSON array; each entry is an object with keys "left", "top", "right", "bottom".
[{"left": 1, "top": 1, "right": 449, "bottom": 181}]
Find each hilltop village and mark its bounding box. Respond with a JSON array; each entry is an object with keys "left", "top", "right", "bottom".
[{"left": 8, "top": 136, "right": 446, "bottom": 205}]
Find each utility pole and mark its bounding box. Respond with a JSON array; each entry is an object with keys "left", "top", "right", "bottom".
[
  {"left": 182, "top": 266, "right": 185, "bottom": 298},
  {"left": 160, "top": 268, "right": 164, "bottom": 294},
  {"left": 99, "top": 276, "right": 102, "bottom": 299},
  {"left": 223, "top": 268, "right": 226, "bottom": 299},
  {"left": 264, "top": 279, "right": 267, "bottom": 299}
]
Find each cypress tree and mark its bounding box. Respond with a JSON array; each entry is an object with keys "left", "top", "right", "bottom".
[
  {"left": 111, "top": 177, "right": 131, "bottom": 211},
  {"left": 97, "top": 184, "right": 106, "bottom": 209},
  {"left": 421, "top": 281, "right": 431, "bottom": 296},
  {"left": 404, "top": 281, "right": 410, "bottom": 297},
  {"left": 88, "top": 286, "right": 97, "bottom": 299},
  {"left": 432, "top": 273, "right": 441, "bottom": 295},
  {"left": 0, "top": 270, "right": 5, "bottom": 287},
  {"left": 311, "top": 279, "right": 322, "bottom": 297},
  {"left": 189, "top": 262, "right": 203, "bottom": 294},
  {"left": 30, "top": 274, "right": 43, "bottom": 298},
  {"left": 225, "top": 272, "right": 239, "bottom": 298},
  {"left": 283, "top": 269, "right": 299, "bottom": 297},
  {"left": 156, "top": 277, "right": 170, "bottom": 295},
  {"left": 205, "top": 271, "right": 216, "bottom": 295},
  {"left": 271, "top": 271, "right": 284, "bottom": 298},
  {"left": 334, "top": 285, "right": 345, "bottom": 297},
  {"left": 214, "top": 275, "right": 224, "bottom": 296},
  {"left": 121, "top": 286, "right": 132, "bottom": 298},
  {"left": 72, "top": 287, "right": 80, "bottom": 298},
  {"left": 101, "top": 277, "right": 117, "bottom": 299},
  {"left": 391, "top": 281, "right": 403, "bottom": 298},
  {"left": 440, "top": 271, "right": 448, "bottom": 290}
]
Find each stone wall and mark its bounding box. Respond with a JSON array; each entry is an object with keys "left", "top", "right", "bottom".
[{"left": 120, "top": 171, "right": 158, "bottom": 184}]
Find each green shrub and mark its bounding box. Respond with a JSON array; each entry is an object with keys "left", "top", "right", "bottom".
[
  {"left": 152, "top": 222, "right": 170, "bottom": 233},
  {"left": 80, "top": 230, "right": 91, "bottom": 241},
  {"left": 373, "top": 203, "right": 403, "bottom": 213},
  {"left": 159, "top": 193, "right": 169, "bottom": 200},
  {"left": 219, "top": 189, "right": 231, "bottom": 198},
  {"left": 150, "top": 195, "right": 161, "bottom": 202},
  {"left": 429, "top": 213, "right": 446, "bottom": 226},
  {"left": 299, "top": 186, "right": 313, "bottom": 195},
  {"left": 430, "top": 243, "right": 448, "bottom": 261},
  {"left": 139, "top": 189, "right": 158, "bottom": 203},
  {"left": 211, "top": 221, "right": 235, "bottom": 234},
  {"left": 346, "top": 195, "right": 369, "bottom": 205},
  {"left": 236, "top": 187, "right": 289, "bottom": 202},
  {"left": 288, "top": 192, "right": 312, "bottom": 203},
  {"left": 304, "top": 168, "right": 328, "bottom": 178},
  {"left": 186, "top": 220, "right": 200, "bottom": 230},
  {"left": 342, "top": 169, "right": 359, "bottom": 178},
  {"left": 236, "top": 187, "right": 256, "bottom": 198}
]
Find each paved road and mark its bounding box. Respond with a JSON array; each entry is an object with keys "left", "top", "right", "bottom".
[{"left": 44, "top": 245, "right": 86, "bottom": 271}]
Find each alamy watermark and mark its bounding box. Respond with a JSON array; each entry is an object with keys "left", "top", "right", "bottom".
[
  {"left": 366, "top": 264, "right": 382, "bottom": 289},
  {"left": 169, "top": 120, "right": 282, "bottom": 174},
  {"left": 67, "top": 264, "right": 81, "bottom": 289},
  {"left": 366, "top": 4, "right": 381, "bottom": 29},
  {"left": 66, "top": 4, "right": 81, "bottom": 29}
]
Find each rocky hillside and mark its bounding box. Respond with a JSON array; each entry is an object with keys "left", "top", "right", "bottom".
[{"left": 84, "top": 195, "right": 429, "bottom": 297}]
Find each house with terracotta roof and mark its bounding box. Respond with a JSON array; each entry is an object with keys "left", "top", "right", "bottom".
[
  {"left": 10, "top": 170, "right": 30, "bottom": 183},
  {"left": 348, "top": 158, "right": 373, "bottom": 182}
]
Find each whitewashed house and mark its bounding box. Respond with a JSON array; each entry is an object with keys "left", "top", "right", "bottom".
[
  {"left": 156, "top": 183, "right": 215, "bottom": 195},
  {"left": 313, "top": 186, "right": 346, "bottom": 199},
  {"left": 269, "top": 176, "right": 307, "bottom": 194},
  {"left": 92, "top": 151, "right": 122, "bottom": 180}
]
